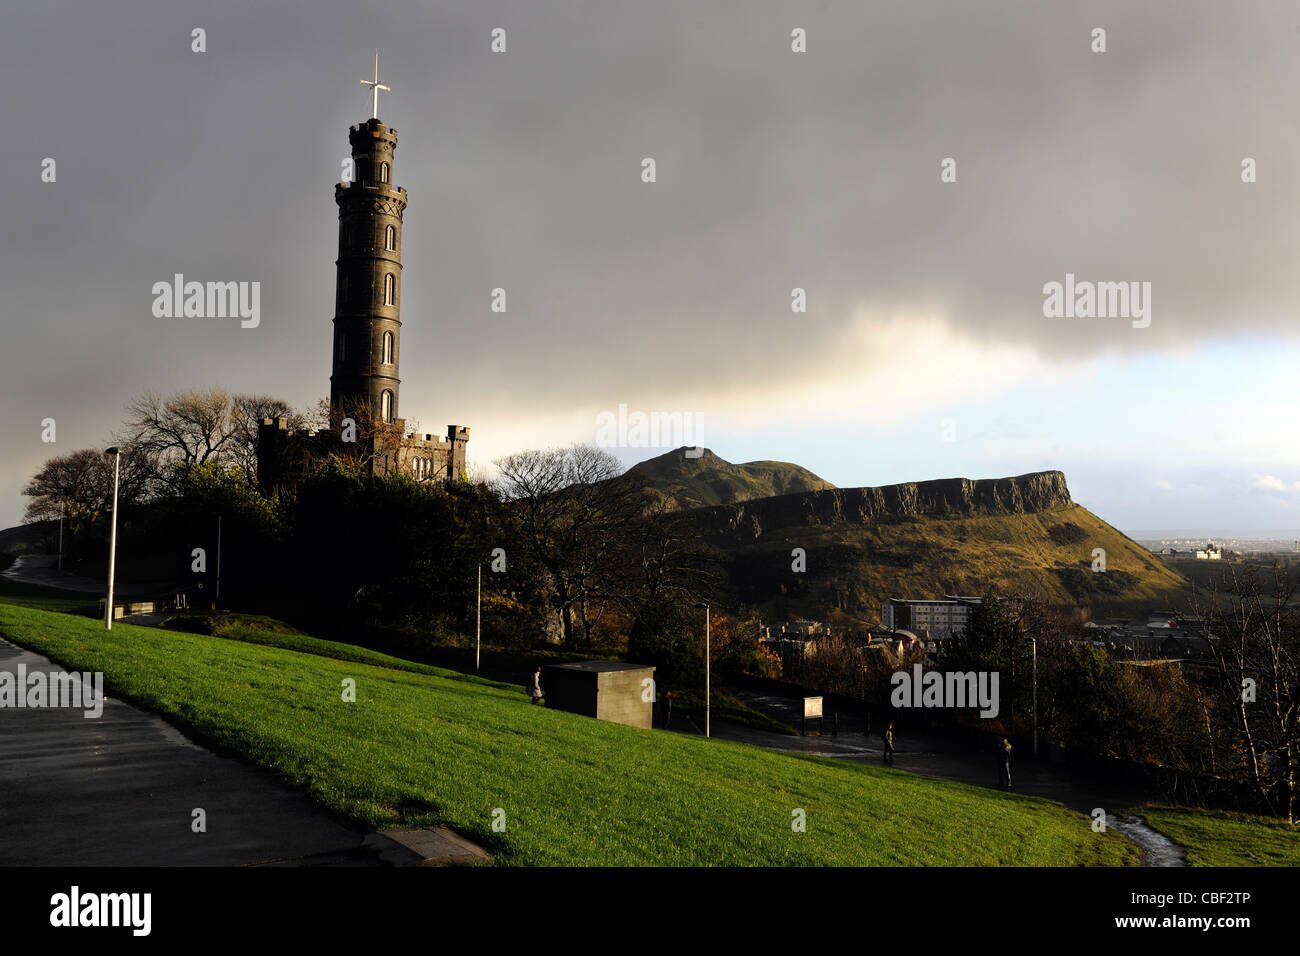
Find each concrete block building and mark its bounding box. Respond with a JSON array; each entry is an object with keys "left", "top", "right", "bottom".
[{"left": 542, "top": 662, "right": 657, "bottom": 730}]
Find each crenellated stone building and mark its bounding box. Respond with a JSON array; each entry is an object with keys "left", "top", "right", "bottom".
[{"left": 258, "top": 85, "right": 469, "bottom": 494}]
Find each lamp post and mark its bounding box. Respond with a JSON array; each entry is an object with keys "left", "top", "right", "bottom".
[
  {"left": 214, "top": 514, "right": 222, "bottom": 608},
  {"left": 476, "top": 563, "right": 481, "bottom": 671},
  {"left": 695, "top": 602, "right": 710, "bottom": 738},
  {"left": 104, "top": 447, "right": 121, "bottom": 631},
  {"left": 1031, "top": 635, "right": 1038, "bottom": 759}
]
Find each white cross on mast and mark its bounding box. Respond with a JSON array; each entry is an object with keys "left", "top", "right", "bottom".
[{"left": 361, "top": 50, "right": 391, "bottom": 120}]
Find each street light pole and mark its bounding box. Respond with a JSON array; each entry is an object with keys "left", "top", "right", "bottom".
[
  {"left": 695, "top": 601, "right": 710, "bottom": 738},
  {"left": 476, "top": 563, "right": 481, "bottom": 671},
  {"left": 215, "top": 514, "right": 222, "bottom": 608},
  {"left": 1031, "top": 635, "right": 1038, "bottom": 759},
  {"left": 104, "top": 447, "right": 121, "bottom": 631}
]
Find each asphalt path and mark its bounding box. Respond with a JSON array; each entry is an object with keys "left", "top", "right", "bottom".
[{"left": 0, "top": 637, "right": 397, "bottom": 866}]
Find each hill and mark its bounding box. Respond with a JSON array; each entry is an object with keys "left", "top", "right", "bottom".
[
  {"left": 628, "top": 447, "right": 835, "bottom": 510},
  {"left": 654, "top": 462, "right": 1190, "bottom": 620},
  {"left": 0, "top": 520, "right": 55, "bottom": 558}
]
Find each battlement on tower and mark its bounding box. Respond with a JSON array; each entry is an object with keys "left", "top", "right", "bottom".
[
  {"left": 256, "top": 416, "right": 469, "bottom": 494},
  {"left": 348, "top": 119, "right": 398, "bottom": 150},
  {"left": 404, "top": 425, "right": 471, "bottom": 448},
  {"left": 350, "top": 118, "right": 396, "bottom": 135}
]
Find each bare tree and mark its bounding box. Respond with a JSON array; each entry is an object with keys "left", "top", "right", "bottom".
[
  {"left": 312, "top": 395, "right": 389, "bottom": 475},
  {"left": 492, "top": 444, "right": 647, "bottom": 645},
  {"left": 612, "top": 494, "right": 719, "bottom": 617},
  {"left": 22, "top": 447, "right": 153, "bottom": 546},
  {"left": 119, "top": 388, "right": 303, "bottom": 491},
  {"left": 1192, "top": 564, "right": 1300, "bottom": 822},
  {"left": 229, "top": 393, "right": 304, "bottom": 485},
  {"left": 119, "top": 389, "right": 237, "bottom": 489}
]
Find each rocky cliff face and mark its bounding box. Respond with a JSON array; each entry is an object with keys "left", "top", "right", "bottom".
[{"left": 692, "top": 471, "right": 1073, "bottom": 539}]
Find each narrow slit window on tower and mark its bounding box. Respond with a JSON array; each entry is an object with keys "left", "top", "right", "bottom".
[
  {"left": 384, "top": 273, "right": 395, "bottom": 306},
  {"left": 380, "top": 162, "right": 389, "bottom": 183},
  {"left": 385, "top": 225, "right": 395, "bottom": 251},
  {"left": 339, "top": 275, "right": 348, "bottom": 305},
  {"left": 337, "top": 335, "right": 346, "bottom": 361},
  {"left": 381, "top": 389, "right": 394, "bottom": 423},
  {"left": 382, "top": 330, "right": 394, "bottom": 365}
]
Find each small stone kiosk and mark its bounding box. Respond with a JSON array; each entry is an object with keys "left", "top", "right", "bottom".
[{"left": 542, "top": 661, "right": 656, "bottom": 730}]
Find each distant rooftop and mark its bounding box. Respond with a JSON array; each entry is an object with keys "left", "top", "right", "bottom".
[{"left": 546, "top": 661, "right": 654, "bottom": 673}]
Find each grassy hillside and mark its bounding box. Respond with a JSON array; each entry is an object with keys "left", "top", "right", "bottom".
[
  {"left": 0, "top": 602, "right": 1137, "bottom": 866},
  {"left": 1137, "top": 807, "right": 1298, "bottom": 866},
  {"left": 630, "top": 447, "right": 835, "bottom": 510},
  {"left": 622, "top": 452, "right": 1189, "bottom": 618},
  {"left": 716, "top": 504, "right": 1191, "bottom": 621},
  {"left": 0, "top": 521, "right": 56, "bottom": 557}
]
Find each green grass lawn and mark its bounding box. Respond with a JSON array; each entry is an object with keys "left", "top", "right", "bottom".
[
  {"left": 0, "top": 602, "right": 1138, "bottom": 866},
  {"left": 166, "top": 610, "right": 795, "bottom": 735},
  {"left": 1137, "top": 807, "right": 1299, "bottom": 867}
]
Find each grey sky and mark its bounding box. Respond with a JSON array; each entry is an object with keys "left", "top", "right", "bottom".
[{"left": 2, "top": 0, "right": 1298, "bottom": 530}]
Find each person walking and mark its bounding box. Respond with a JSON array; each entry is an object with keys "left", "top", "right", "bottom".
[
  {"left": 882, "top": 721, "right": 896, "bottom": 765},
  {"left": 529, "top": 667, "right": 544, "bottom": 706},
  {"left": 997, "top": 737, "right": 1013, "bottom": 789}
]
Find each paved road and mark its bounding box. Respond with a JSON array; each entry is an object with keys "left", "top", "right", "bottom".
[
  {"left": 0, "top": 637, "right": 395, "bottom": 866},
  {"left": 1, "top": 554, "right": 166, "bottom": 599},
  {"left": 1, "top": 554, "right": 106, "bottom": 593},
  {"left": 675, "top": 712, "right": 1148, "bottom": 815}
]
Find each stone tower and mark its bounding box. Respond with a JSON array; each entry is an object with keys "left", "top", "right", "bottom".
[
  {"left": 256, "top": 70, "right": 471, "bottom": 495},
  {"left": 330, "top": 118, "right": 407, "bottom": 424}
]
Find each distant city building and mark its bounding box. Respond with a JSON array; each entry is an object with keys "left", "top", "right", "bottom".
[
  {"left": 1080, "top": 613, "right": 1216, "bottom": 661},
  {"left": 774, "top": 619, "right": 826, "bottom": 639},
  {"left": 880, "top": 595, "right": 981, "bottom": 640},
  {"left": 1154, "top": 544, "right": 1222, "bottom": 561}
]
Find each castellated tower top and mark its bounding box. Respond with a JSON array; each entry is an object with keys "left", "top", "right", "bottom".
[{"left": 343, "top": 118, "right": 404, "bottom": 191}]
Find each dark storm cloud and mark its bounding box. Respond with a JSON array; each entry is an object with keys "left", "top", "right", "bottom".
[{"left": 1, "top": 0, "right": 1296, "bottom": 524}]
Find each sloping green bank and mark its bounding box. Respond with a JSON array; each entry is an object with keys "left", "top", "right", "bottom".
[{"left": 0, "top": 603, "right": 1137, "bottom": 866}]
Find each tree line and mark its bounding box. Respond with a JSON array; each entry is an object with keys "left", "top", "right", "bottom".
[
  {"left": 786, "top": 583, "right": 1298, "bottom": 823},
  {"left": 21, "top": 387, "right": 774, "bottom": 692}
]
